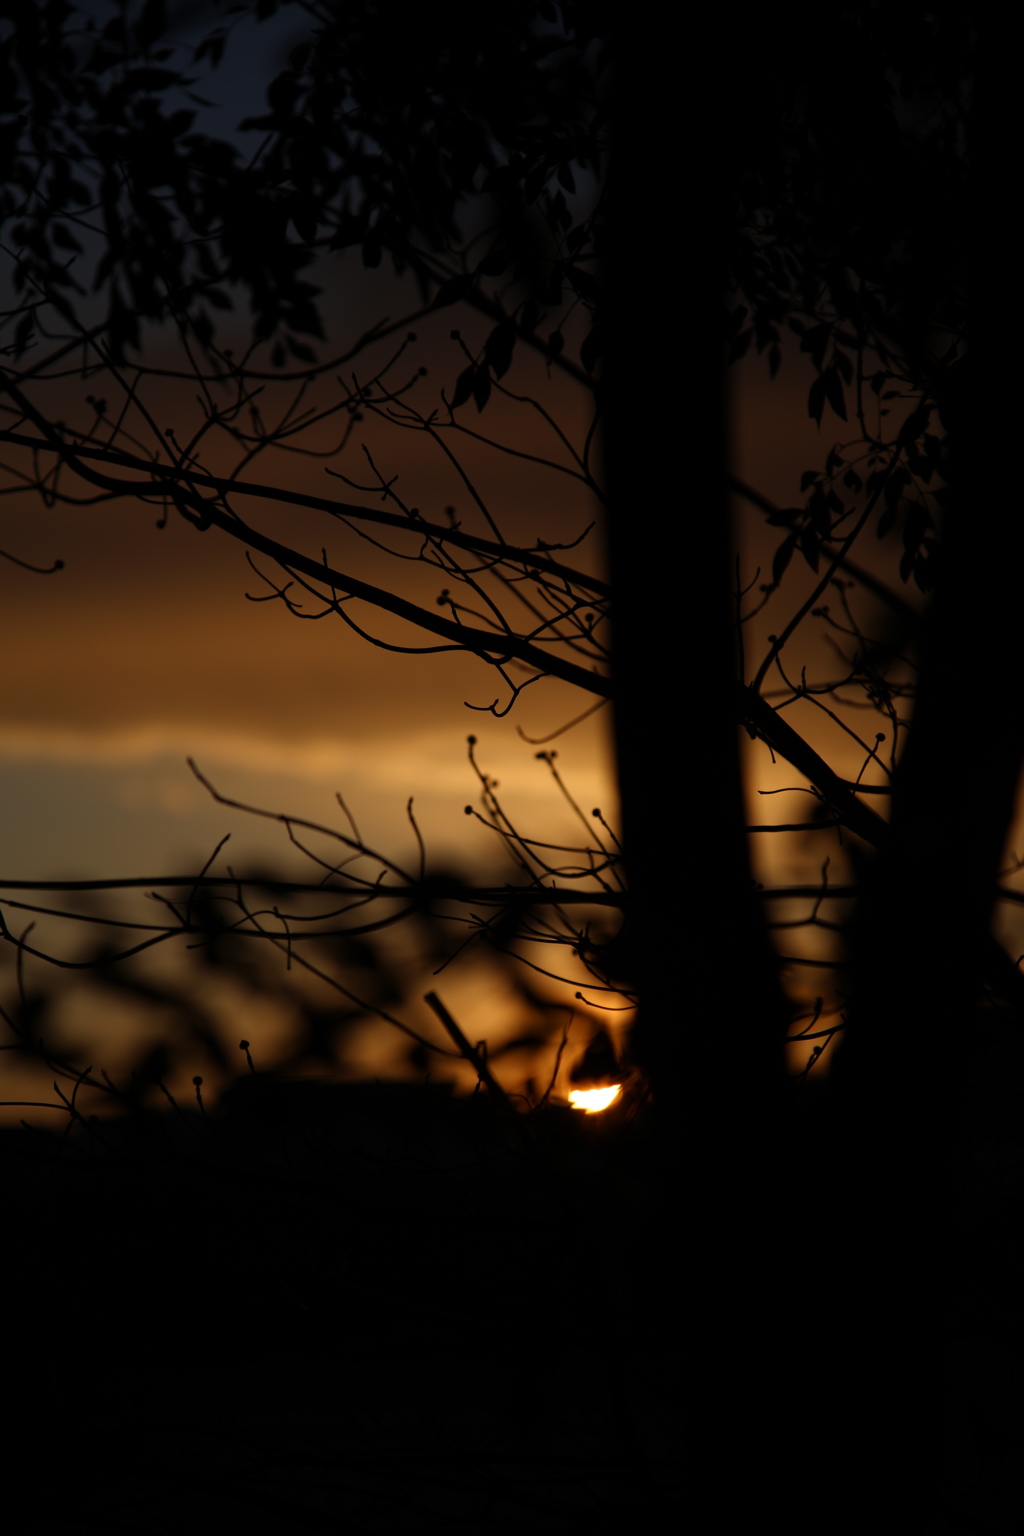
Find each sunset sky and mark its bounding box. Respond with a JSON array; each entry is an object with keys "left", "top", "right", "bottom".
[
  {"left": 1, "top": 316, "right": 938, "bottom": 1059},
  {"left": 8, "top": 291, "right": 1019, "bottom": 1112},
  {"left": 2, "top": 328, "right": 848, "bottom": 878},
  {"left": 0, "top": 294, "right": 612, "bottom": 877},
  {"left": 2, "top": 5, "right": 1014, "bottom": 1116}
]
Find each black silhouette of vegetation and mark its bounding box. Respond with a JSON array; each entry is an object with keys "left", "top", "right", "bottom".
[{"left": 1, "top": 3, "right": 1019, "bottom": 1530}]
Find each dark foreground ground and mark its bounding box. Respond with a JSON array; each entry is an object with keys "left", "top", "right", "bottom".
[
  {"left": 1, "top": 1079, "right": 677, "bottom": 1533},
  {"left": 6, "top": 1019, "right": 1022, "bottom": 1536}
]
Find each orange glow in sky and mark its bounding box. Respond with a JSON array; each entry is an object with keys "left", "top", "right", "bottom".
[{"left": 568, "top": 1084, "right": 621, "bottom": 1114}]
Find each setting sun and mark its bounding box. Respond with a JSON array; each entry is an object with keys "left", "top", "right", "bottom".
[{"left": 568, "top": 1085, "right": 622, "bottom": 1114}]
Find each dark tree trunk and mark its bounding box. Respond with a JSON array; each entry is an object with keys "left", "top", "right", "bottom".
[
  {"left": 826, "top": 77, "right": 1023, "bottom": 1525},
  {"left": 602, "top": 23, "right": 795, "bottom": 1515},
  {"left": 602, "top": 24, "right": 791, "bottom": 1131}
]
